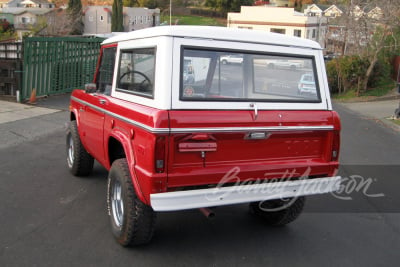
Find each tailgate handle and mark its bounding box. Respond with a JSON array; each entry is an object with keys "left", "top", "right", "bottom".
[{"left": 245, "top": 132, "right": 268, "bottom": 140}]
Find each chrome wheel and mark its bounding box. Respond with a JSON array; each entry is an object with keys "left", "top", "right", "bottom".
[
  {"left": 67, "top": 134, "right": 74, "bottom": 168},
  {"left": 111, "top": 180, "right": 124, "bottom": 228}
]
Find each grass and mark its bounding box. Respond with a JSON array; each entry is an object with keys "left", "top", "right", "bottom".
[
  {"left": 362, "top": 79, "right": 395, "bottom": 97},
  {"left": 333, "top": 79, "right": 396, "bottom": 100},
  {"left": 392, "top": 119, "right": 400, "bottom": 126},
  {"left": 333, "top": 90, "right": 357, "bottom": 100},
  {"left": 160, "top": 15, "right": 226, "bottom": 26}
]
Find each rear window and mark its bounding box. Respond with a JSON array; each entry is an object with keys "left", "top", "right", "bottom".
[{"left": 180, "top": 48, "right": 320, "bottom": 102}]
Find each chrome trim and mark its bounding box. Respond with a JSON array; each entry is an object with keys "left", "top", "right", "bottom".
[
  {"left": 71, "top": 96, "right": 335, "bottom": 134},
  {"left": 170, "top": 125, "right": 334, "bottom": 133},
  {"left": 71, "top": 96, "right": 169, "bottom": 133}
]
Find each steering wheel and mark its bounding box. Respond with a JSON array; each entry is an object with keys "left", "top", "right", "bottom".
[{"left": 118, "top": 70, "right": 152, "bottom": 89}]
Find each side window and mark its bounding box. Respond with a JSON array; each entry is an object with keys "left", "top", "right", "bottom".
[
  {"left": 116, "top": 48, "right": 155, "bottom": 98},
  {"left": 97, "top": 47, "right": 116, "bottom": 95}
]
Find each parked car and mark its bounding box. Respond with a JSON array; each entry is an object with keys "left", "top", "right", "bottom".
[
  {"left": 220, "top": 54, "right": 243, "bottom": 64},
  {"left": 265, "top": 59, "right": 303, "bottom": 70},
  {"left": 66, "top": 26, "right": 341, "bottom": 247},
  {"left": 298, "top": 73, "right": 317, "bottom": 94}
]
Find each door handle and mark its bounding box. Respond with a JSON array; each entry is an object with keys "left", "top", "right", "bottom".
[{"left": 99, "top": 99, "right": 107, "bottom": 105}]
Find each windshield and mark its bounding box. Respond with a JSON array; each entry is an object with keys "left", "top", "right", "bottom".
[{"left": 180, "top": 48, "right": 320, "bottom": 103}]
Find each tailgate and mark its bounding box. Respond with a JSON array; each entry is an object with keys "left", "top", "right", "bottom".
[{"left": 166, "top": 110, "right": 339, "bottom": 189}]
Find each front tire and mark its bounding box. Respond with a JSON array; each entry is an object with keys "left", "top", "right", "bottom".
[
  {"left": 107, "top": 158, "right": 156, "bottom": 246},
  {"left": 66, "top": 120, "right": 94, "bottom": 176},
  {"left": 249, "top": 197, "right": 305, "bottom": 226}
]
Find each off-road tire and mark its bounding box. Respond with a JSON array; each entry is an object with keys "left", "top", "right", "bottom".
[
  {"left": 249, "top": 197, "right": 305, "bottom": 226},
  {"left": 66, "top": 120, "right": 94, "bottom": 176},
  {"left": 107, "top": 158, "right": 156, "bottom": 246}
]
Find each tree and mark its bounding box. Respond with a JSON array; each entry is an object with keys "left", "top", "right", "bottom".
[
  {"left": 290, "top": 0, "right": 313, "bottom": 11},
  {"left": 67, "top": 0, "right": 83, "bottom": 35},
  {"left": 42, "top": 9, "right": 73, "bottom": 36},
  {"left": 352, "top": 0, "right": 399, "bottom": 92},
  {"left": 123, "top": 0, "right": 139, "bottom": 7},
  {"left": 0, "top": 21, "right": 16, "bottom": 41},
  {"left": 327, "top": 0, "right": 400, "bottom": 94},
  {"left": 205, "top": 0, "right": 253, "bottom": 13},
  {"left": 112, "top": 0, "right": 124, "bottom": 32}
]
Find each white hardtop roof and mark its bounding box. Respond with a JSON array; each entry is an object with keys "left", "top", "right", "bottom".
[{"left": 102, "top": 26, "right": 322, "bottom": 50}]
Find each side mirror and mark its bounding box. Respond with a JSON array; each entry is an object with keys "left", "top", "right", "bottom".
[{"left": 85, "top": 83, "right": 97, "bottom": 93}]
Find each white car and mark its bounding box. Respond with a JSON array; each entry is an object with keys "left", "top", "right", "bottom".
[
  {"left": 265, "top": 59, "right": 303, "bottom": 70},
  {"left": 220, "top": 54, "right": 243, "bottom": 64}
]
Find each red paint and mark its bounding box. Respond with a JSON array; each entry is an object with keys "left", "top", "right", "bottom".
[{"left": 71, "top": 87, "right": 340, "bottom": 203}]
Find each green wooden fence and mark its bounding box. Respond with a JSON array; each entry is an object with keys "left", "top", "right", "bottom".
[{"left": 22, "top": 36, "right": 104, "bottom": 100}]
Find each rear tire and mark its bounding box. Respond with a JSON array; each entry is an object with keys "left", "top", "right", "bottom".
[
  {"left": 107, "top": 158, "right": 156, "bottom": 246},
  {"left": 249, "top": 197, "right": 305, "bottom": 226},
  {"left": 66, "top": 121, "right": 94, "bottom": 176}
]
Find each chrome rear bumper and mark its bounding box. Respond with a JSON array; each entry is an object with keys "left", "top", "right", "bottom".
[{"left": 150, "top": 176, "right": 342, "bottom": 211}]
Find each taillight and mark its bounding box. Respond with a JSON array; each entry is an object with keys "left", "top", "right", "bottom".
[
  {"left": 331, "top": 130, "right": 340, "bottom": 161},
  {"left": 155, "top": 136, "right": 166, "bottom": 173}
]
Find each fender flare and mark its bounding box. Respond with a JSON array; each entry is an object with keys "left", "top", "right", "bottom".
[{"left": 106, "top": 130, "right": 148, "bottom": 205}]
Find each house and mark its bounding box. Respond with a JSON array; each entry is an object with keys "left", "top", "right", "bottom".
[
  {"left": 83, "top": 6, "right": 160, "bottom": 35},
  {"left": 227, "top": 6, "right": 328, "bottom": 48},
  {"left": 364, "top": 6, "right": 383, "bottom": 20},
  {"left": 304, "top": 4, "right": 343, "bottom": 18},
  {"left": 2, "top": 0, "right": 55, "bottom": 8},
  {"left": 0, "top": 0, "right": 56, "bottom": 37},
  {"left": 0, "top": 0, "right": 9, "bottom": 8},
  {"left": 0, "top": 7, "right": 54, "bottom": 38}
]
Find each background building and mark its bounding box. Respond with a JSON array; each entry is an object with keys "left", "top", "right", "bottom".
[
  {"left": 227, "top": 6, "right": 328, "bottom": 48},
  {"left": 83, "top": 6, "right": 160, "bottom": 35}
]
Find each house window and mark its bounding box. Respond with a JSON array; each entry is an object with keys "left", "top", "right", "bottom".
[
  {"left": 294, "top": 29, "right": 301, "bottom": 37},
  {"left": 270, "top": 28, "right": 285, "bottom": 34},
  {"left": 312, "top": 29, "right": 316, "bottom": 38},
  {"left": 21, "top": 17, "right": 30, "bottom": 24},
  {"left": 100, "top": 15, "right": 104, "bottom": 22}
]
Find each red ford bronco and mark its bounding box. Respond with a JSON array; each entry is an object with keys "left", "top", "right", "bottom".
[{"left": 66, "top": 26, "right": 341, "bottom": 246}]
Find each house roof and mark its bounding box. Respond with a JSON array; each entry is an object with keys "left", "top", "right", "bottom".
[
  {"left": 314, "top": 4, "right": 331, "bottom": 11},
  {"left": 1, "top": 7, "right": 53, "bottom": 15},
  {"left": 103, "top": 26, "right": 322, "bottom": 50},
  {"left": 364, "top": 6, "right": 381, "bottom": 13},
  {"left": 7, "top": 0, "right": 53, "bottom": 4}
]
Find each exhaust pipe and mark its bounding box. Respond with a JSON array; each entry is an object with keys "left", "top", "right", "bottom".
[{"left": 199, "top": 207, "right": 215, "bottom": 219}]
